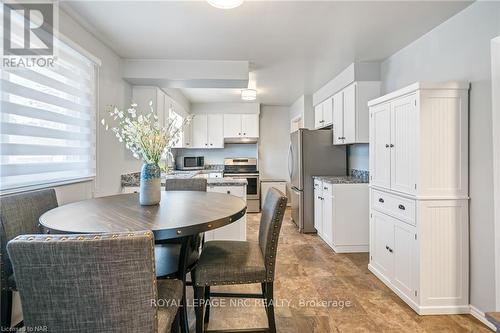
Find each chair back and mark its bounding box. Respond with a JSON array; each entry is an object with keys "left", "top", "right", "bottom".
[
  {"left": 258, "top": 188, "right": 287, "bottom": 282},
  {"left": 0, "top": 189, "right": 58, "bottom": 290},
  {"left": 7, "top": 231, "right": 159, "bottom": 332},
  {"left": 165, "top": 178, "right": 207, "bottom": 192}
]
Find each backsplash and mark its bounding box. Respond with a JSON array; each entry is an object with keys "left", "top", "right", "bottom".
[{"left": 350, "top": 169, "right": 369, "bottom": 182}]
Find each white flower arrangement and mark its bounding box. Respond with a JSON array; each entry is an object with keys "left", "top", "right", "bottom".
[{"left": 101, "top": 101, "right": 191, "bottom": 168}]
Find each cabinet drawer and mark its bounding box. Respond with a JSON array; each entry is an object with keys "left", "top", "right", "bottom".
[{"left": 371, "top": 190, "right": 416, "bottom": 226}]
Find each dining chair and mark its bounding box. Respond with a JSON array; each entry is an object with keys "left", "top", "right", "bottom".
[
  {"left": 193, "top": 188, "right": 287, "bottom": 333},
  {"left": 0, "top": 189, "right": 58, "bottom": 329},
  {"left": 7, "top": 231, "right": 183, "bottom": 333},
  {"left": 159, "top": 177, "right": 208, "bottom": 333}
]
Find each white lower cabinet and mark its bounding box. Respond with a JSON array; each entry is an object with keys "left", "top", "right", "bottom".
[
  {"left": 313, "top": 179, "right": 369, "bottom": 253},
  {"left": 205, "top": 185, "right": 247, "bottom": 241},
  {"left": 369, "top": 188, "right": 469, "bottom": 315}
]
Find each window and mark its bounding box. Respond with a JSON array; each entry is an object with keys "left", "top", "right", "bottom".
[{"left": 1, "top": 36, "right": 98, "bottom": 192}]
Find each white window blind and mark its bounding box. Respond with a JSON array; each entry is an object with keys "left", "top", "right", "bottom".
[{"left": 1, "top": 33, "right": 97, "bottom": 192}]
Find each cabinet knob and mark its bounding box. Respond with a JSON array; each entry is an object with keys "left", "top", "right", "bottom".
[
  {"left": 205, "top": 143, "right": 208, "bottom": 146},
  {"left": 378, "top": 198, "right": 384, "bottom": 203},
  {"left": 390, "top": 144, "right": 394, "bottom": 148},
  {"left": 243, "top": 133, "right": 246, "bottom": 135},
  {"left": 338, "top": 137, "right": 342, "bottom": 140},
  {"left": 398, "top": 204, "right": 405, "bottom": 210},
  {"left": 227, "top": 190, "right": 231, "bottom": 194},
  {"left": 389, "top": 248, "right": 393, "bottom": 253},
  {"left": 385, "top": 144, "right": 390, "bottom": 148},
  {"left": 210, "top": 143, "right": 213, "bottom": 146},
  {"left": 323, "top": 187, "right": 328, "bottom": 190},
  {"left": 239, "top": 133, "right": 241, "bottom": 135}
]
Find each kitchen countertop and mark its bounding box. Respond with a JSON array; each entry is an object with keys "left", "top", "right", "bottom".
[
  {"left": 313, "top": 175, "right": 368, "bottom": 184},
  {"left": 121, "top": 170, "right": 247, "bottom": 187}
]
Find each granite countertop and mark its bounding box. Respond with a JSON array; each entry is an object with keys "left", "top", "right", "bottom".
[
  {"left": 121, "top": 168, "right": 247, "bottom": 187},
  {"left": 313, "top": 175, "right": 368, "bottom": 184},
  {"left": 313, "top": 169, "right": 369, "bottom": 184}
]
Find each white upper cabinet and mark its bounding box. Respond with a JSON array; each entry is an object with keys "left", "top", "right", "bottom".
[
  {"left": 241, "top": 114, "right": 259, "bottom": 137},
  {"left": 132, "top": 86, "right": 166, "bottom": 122},
  {"left": 223, "top": 114, "right": 241, "bottom": 137},
  {"left": 192, "top": 114, "right": 224, "bottom": 149},
  {"left": 191, "top": 114, "right": 208, "bottom": 148},
  {"left": 223, "top": 114, "right": 259, "bottom": 138},
  {"left": 390, "top": 94, "right": 417, "bottom": 194},
  {"left": 368, "top": 82, "right": 469, "bottom": 198},
  {"left": 332, "top": 82, "right": 381, "bottom": 145},
  {"left": 332, "top": 91, "right": 344, "bottom": 145},
  {"left": 207, "top": 114, "right": 224, "bottom": 148},
  {"left": 369, "top": 103, "right": 391, "bottom": 189},
  {"left": 314, "top": 98, "right": 333, "bottom": 129}
]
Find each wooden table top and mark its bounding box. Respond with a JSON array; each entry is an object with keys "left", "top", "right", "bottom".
[{"left": 39, "top": 191, "right": 247, "bottom": 240}]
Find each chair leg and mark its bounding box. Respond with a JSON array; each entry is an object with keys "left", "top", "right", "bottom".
[
  {"left": 204, "top": 286, "right": 210, "bottom": 325},
  {"left": 264, "top": 282, "right": 276, "bottom": 333},
  {"left": 1, "top": 290, "right": 12, "bottom": 329},
  {"left": 194, "top": 286, "right": 205, "bottom": 333}
]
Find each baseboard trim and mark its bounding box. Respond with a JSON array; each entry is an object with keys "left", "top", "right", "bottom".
[
  {"left": 332, "top": 244, "right": 369, "bottom": 253},
  {"left": 470, "top": 305, "right": 497, "bottom": 331}
]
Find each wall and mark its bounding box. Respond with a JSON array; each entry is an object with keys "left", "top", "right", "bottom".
[
  {"left": 259, "top": 106, "right": 290, "bottom": 180},
  {"left": 59, "top": 9, "right": 138, "bottom": 197},
  {"left": 347, "top": 144, "right": 369, "bottom": 171},
  {"left": 380, "top": 1, "right": 500, "bottom": 313},
  {"left": 190, "top": 102, "right": 259, "bottom": 114}
]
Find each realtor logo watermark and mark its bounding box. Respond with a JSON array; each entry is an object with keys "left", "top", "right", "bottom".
[{"left": 2, "top": 0, "right": 58, "bottom": 68}]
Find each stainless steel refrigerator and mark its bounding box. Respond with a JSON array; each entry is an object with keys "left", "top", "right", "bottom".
[{"left": 288, "top": 129, "right": 346, "bottom": 233}]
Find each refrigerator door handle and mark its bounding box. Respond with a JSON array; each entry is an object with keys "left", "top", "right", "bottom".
[{"left": 288, "top": 142, "right": 293, "bottom": 180}]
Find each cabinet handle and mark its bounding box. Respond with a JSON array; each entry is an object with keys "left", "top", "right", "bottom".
[
  {"left": 378, "top": 198, "right": 384, "bottom": 203},
  {"left": 398, "top": 204, "right": 406, "bottom": 210},
  {"left": 227, "top": 190, "right": 231, "bottom": 194},
  {"left": 338, "top": 137, "right": 342, "bottom": 140},
  {"left": 390, "top": 144, "right": 394, "bottom": 148},
  {"left": 323, "top": 187, "right": 328, "bottom": 190},
  {"left": 243, "top": 133, "right": 246, "bottom": 135},
  {"left": 386, "top": 245, "right": 389, "bottom": 250},
  {"left": 385, "top": 144, "right": 390, "bottom": 148},
  {"left": 239, "top": 133, "right": 241, "bottom": 135},
  {"left": 205, "top": 143, "right": 208, "bottom": 146},
  {"left": 388, "top": 247, "right": 393, "bottom": 253},
  {"left": 210, "top": 143, "right": 213, "bottom": 146}
]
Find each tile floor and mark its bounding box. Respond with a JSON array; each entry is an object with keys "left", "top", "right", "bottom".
[{"left": 187, "top": 209, "right": 491, "bottom": 332}]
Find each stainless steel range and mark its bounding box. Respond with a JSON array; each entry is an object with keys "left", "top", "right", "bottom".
[{"left": 223, "top": 158, "right": 260, "bottom": 213}]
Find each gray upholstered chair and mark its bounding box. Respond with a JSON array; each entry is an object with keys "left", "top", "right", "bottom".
[
  {"left": 0, "top": 189, "right": 58, "bottom": 329},
  {"left": 7, "top": 231, "right": 183, "bottom": 333},
  {"left": 164, "top": 178, "right": 207, "bottom": 192},
  {"left": 193, "top": 188, "right": 287, "bottom": 333}
]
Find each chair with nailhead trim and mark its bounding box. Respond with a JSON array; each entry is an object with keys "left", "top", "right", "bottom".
[
  {"left": 0, "top": 189, "right": 58, "bottom": 329},
  {"left": 6, "top": 231, "right": 183, "bottom": 333},
  {"left": 193, "top": 188, "right": 287, "bottom": 333}
]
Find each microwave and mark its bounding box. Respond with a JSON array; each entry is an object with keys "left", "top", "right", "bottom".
[{"left": 177, "top": 156, "right": 204, "bottom": 170}]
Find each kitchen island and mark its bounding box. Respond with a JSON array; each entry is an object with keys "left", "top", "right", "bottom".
[{"left": 121, "top": 170, "right": 248, "bottom": 241}]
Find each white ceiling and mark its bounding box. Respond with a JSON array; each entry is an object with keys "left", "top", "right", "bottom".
[{"left": 62, "top": 0, "right": 472, "bottom": 105}]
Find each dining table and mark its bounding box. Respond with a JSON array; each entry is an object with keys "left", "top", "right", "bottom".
[{"left": 39, "top": 191, "right": 247, "bottom": 333}]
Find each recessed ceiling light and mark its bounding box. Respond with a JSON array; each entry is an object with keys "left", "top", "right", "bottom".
[
  {"left": 241, "top": 89, "right": 257, "bottom": 101},
  {"left": 207, "top": 0, "right": 244, "bottom": 9}
]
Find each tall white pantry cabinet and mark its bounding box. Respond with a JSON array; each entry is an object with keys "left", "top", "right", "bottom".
[{"left": 367, "top": 82, "right": 470, "bottom": 315}]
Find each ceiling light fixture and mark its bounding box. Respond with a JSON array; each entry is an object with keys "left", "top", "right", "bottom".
[
  {"left": 241, "top": 89, "right": 257, "bottom": 101},
  {"left": 207, "top": 0, "right": 244, "bottom": 9}
]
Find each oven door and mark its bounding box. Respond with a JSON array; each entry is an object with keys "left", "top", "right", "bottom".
[{"left": 224, "top": 174, "right": 259, "bottom": 200}]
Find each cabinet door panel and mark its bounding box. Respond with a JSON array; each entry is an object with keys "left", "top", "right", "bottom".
[
  {"left": 191, "top": 114, "right": 207, "bottom": 148},
  {"left": 370, "top": 103, "right": 391, "bottom": 189},
  {"left": 241, "top": 114, "right": 259, "bottom": 137},
  {"left": 393, "top": 220, "right": 417, "bottom": 301},
  {"left": 343, "top": 84, "right": 356, "bottom": 144},
  {"left": 390, "top": 95, "right": 417, "bottom": 194},
  {"left": 322, "top": 192, "right": 333, "bottom": 247},
  {"left": 323, "top": 98, "right": 333, "bottom": 126},
  {"left": 208, "top": 114, "right": 224, "bottom": 148},
  {"left": 223, "top": 114, "right": 241, "bottom": 138},
  {"left": 314, "top": 104, "right": 323, "bottom": 129},
  {"left": 333, "top": 91, "right": 344, "bottom": 144},
  {"left": 371, "top": 211, "right": 394, "bottom": 278},
  {"left": 314, "top": 188, "right": 323, "bottom": 235}
]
